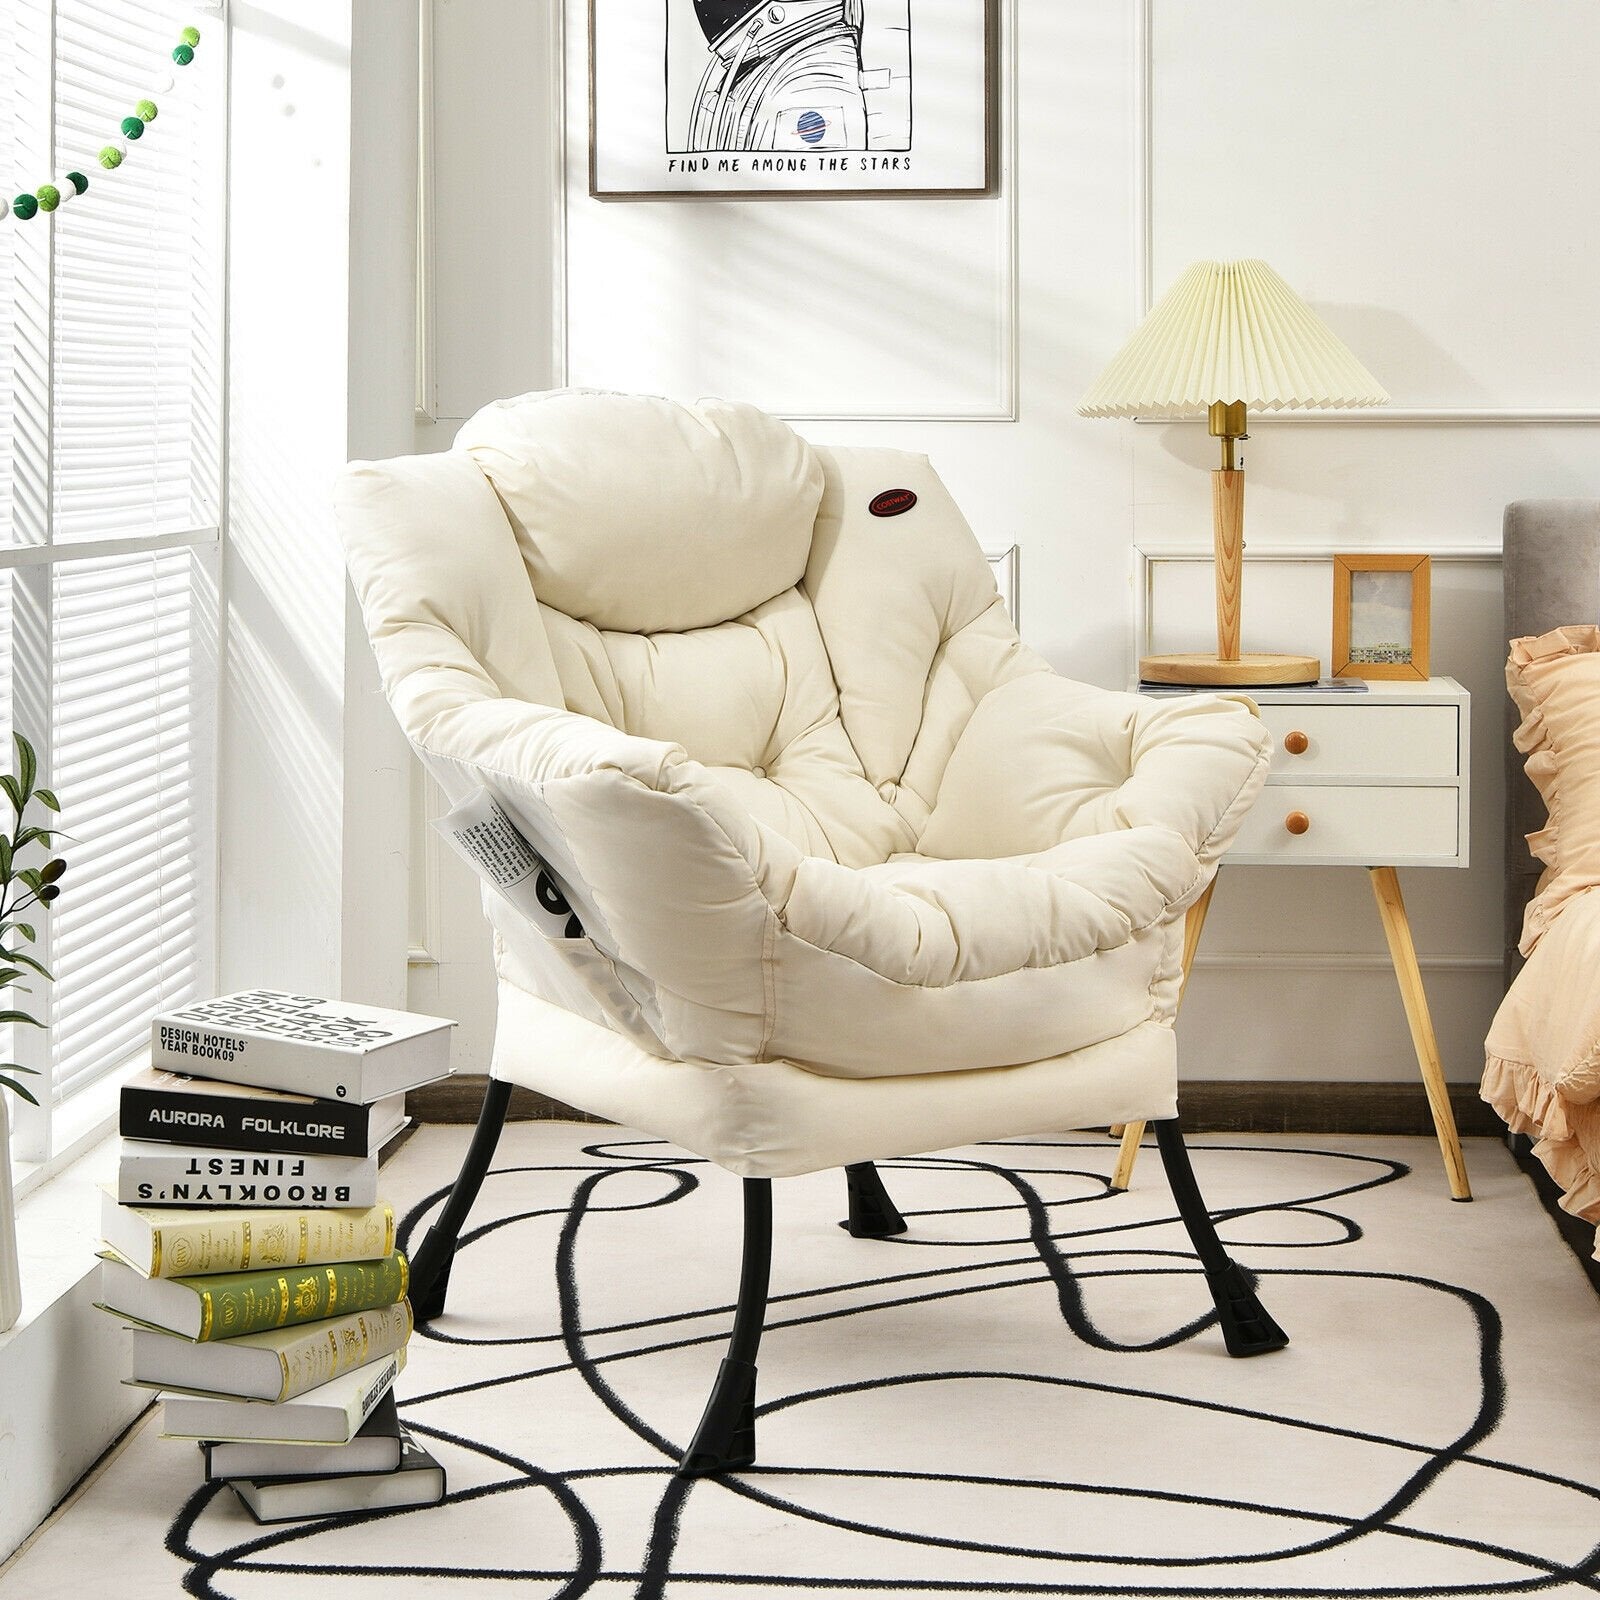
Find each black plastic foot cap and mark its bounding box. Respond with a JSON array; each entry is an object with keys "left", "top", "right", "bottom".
[
  {"left": 409, "top": 1235, "right": 456, "bottom": 1326},
  {"left": 1207, "top": 1259, "right": 1289, "bottom": 1358},
  {"left": 679, "top": 1359, "right": 758, "bottom": 1477},
  {"left": 840, "top": 1164, "right": 909, "bottom": 1239}
]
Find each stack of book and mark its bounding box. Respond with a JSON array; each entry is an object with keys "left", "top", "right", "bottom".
[{"left": 95, "top": 990, "right": 456, "bottom": 1523}]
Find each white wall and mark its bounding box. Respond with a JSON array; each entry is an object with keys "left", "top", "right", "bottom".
[
  {"left": 223, "top": 0, "right": 415, "bottom": 1008},
  {"left": 411, "top": 0, "right": 1600, "bottom": 1086}
]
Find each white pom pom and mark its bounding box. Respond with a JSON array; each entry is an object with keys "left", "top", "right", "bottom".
[
  {"left": 55, "top": 175, "right": 76, "bottom": 202},
  {"left": 0, "top": 197, "right": 9, "bottom": 220}
]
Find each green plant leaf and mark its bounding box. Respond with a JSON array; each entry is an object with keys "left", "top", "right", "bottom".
[
  {"left": 0, "top": 1009, "right": 43, "bottom": 1026},
  {"left": 33, "top": 788, "right": 59, "bottom": 813},
  {"left": 18, "top": 868, "right": 40, "bottom": 892},
  {"left": 0, "top": 775, "right": 20, "bottom": 814},
  {"left": 0, "top": 1075, "right": 39, "bottom": 1105},
  {"left": 14, "top": 733, "right": 36, "bottom": 800},
  {"left": 16, "top": 922, "right": 35, "bottom": 942},
  {"left": 0, "top": 968, "right": 24, "bottom": 986},
  {"left": 5, "top": 951, "right": 50, "bottom": 979}
]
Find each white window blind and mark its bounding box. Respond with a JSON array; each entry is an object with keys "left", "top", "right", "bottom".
[{"left": 0, "top": 0, "right": 223, "bottom": 1167}]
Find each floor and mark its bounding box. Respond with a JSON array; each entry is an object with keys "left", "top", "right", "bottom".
[{"left": 5, "top": 1124, "right": 1599, "bottom": 1598}]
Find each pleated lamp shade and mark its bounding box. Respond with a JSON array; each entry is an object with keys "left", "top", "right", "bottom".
[{"left": 1078, "top": 259, "right": 1389, "bottom": 416}]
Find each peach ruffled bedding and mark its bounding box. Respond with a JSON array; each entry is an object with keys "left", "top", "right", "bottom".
[{"left": 1484, "top": 626, "right": 1600, "bottom": 1258}]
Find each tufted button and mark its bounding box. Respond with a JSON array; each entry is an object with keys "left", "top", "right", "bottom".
[
  {"left": 751, "top": 765, "right": 767, "bottom": 779},
  {"left": 877, "top": 780, "right": 897, "bottom": 801}
]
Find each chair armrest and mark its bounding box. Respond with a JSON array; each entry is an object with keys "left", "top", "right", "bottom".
[{"left": 918, "top": 672, "right": 1272, "bottom": 872}]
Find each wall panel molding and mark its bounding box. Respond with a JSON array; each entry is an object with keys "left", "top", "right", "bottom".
[
  {"left": 1136, "top": 0, "right": 1600, "bottom": 423},
  {"left": 558, "top": 0, "right": 1020, "bottom": 424}
]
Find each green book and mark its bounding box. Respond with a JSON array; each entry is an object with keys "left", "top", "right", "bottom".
[{"left": 96, "top": 1249, "right": 408, "bottom": 1341}]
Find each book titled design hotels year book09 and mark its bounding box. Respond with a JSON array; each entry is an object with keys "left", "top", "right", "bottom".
[
  {"left": 121, "top": 1068, "right": 405, "bottom": 1157},
  {"left": 152, "top": 990, "right": 455, "bottom": 1103}
]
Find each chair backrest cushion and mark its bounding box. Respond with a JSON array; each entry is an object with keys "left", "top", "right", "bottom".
[{"left": 458, "top": 389, "right": 824, "bottom": 634}]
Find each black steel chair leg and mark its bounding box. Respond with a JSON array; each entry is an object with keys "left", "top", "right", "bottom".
[
  {"left": 839, "top": 1161, "right": 908, "bottom": 1238},
  {"left": 409, "top": 1077, "right": 513, "bottom": 1324},
  {"left": 679, "top": 1177, "right": 772, "bottom": 1477},
  {"left": 1154, "top": 1117, "right": 1288, "bottom": 1358}
]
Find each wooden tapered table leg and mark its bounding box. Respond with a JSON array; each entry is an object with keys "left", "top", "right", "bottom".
[
  {"left": 1110, "top": 877, "right": 1218, "bottom": 1192},
  {"left": 1368, "top": 866, "right": 1473, "bottom": 1201}
]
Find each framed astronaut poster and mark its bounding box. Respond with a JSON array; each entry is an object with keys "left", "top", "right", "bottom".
[{"left": 589, "top": 1, "right": 998, "bottom": 197}]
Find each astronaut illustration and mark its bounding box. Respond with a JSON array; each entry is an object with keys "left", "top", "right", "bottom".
[{"left": 687, "top": 0, "right": 887, "bottom": 153}]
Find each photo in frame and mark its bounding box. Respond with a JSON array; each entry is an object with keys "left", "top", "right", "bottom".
[
  {"left": 1332, "top": 554, "right": 1432, "bottom": 681},
  {"left": 589, "top": 1, "right": 998, "bottom": 198}
]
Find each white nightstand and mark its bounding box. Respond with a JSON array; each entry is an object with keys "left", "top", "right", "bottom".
[{"left": 1115, "top": 677, "right": 1473, "bottom": 1201}]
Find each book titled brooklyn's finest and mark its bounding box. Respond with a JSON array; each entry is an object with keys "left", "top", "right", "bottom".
[
  {"left": 202, "top": 1390, "right": 403, "bottom": 1481},
  {"left": 97, "top": 1251, "right": 408, "bottom": 1341},
  {"left": 101, "top": 1190, "right": 394, "bottom": 1280},
  {"left": 229, "top": 1431, "right": 445, "bottom": 1525},
  {"left": 121, "top": 1068, "right": 405, "bottom": 1157},
  {"left": 161, "top": 1347, "right": 406, "bottom": 1444},
  {"left": 128, "top": 1301, "right": 413, "bottom": 1403},
  {"left": 116, "top": 1137, "right": 383, "bottom": 1209},
  {"left": 152, "top": 990, "right": 454, "bottom": 1103}
]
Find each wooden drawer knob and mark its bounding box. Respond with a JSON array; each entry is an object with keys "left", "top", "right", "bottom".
[
  {"left": 1283, "top": 730, "right": 1310, "bottom": 755},
  {"left": 1285, "top": 810, "right": 1311, "bottom": 836}
]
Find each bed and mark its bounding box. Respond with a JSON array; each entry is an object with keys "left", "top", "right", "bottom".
[{"left": 1487, "top": 501, "right": 1600, "bottom": 1255}]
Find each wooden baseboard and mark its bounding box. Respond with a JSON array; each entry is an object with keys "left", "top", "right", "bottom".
[{"left": 408, "top": 1076, "right": 1502, "bottom": 1138}]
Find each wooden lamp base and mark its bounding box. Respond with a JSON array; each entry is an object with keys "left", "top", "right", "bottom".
[{"left": 1139, "top": 651, "right": 1321, "bottom": 687}]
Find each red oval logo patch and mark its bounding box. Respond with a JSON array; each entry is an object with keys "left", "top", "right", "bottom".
[{"left": 869, "top": 488, "right": 918, "bottom": 518}]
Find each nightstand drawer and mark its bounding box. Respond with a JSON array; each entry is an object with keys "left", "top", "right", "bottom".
[
  {"left": 1259, "top": 704, "right": 1458, "bottom": 780},
  {"left": 1232, "top": 784, "right": 1458, "bottom": 864}
]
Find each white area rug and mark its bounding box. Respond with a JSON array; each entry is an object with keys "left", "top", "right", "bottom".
[{"left": 6, "top": 1125, "right": 1600, "bottom": 1599}]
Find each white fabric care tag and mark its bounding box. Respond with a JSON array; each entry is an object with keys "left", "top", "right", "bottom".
[{"left": 431, "top": 788, "right": 581, "bottom": 939}]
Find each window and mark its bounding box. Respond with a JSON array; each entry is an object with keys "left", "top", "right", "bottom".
[{"left": 0, "top": 0, "right": 222, "bottom": 1172}]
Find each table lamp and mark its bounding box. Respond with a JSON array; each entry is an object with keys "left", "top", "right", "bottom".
[{"left": 1079, "top": 259, "right": 1388, "bottom": 686}]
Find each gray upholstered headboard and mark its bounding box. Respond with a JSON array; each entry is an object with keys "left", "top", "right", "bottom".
[{"left": 1502, "top": 500, "right": 1600, "bottom": 980}]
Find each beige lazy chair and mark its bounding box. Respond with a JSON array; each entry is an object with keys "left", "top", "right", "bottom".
[{"left": 337, "top": 389, "right": 1283, "bottom": 1477}]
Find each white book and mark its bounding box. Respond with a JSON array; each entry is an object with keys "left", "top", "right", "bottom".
[
  {"left": 117, "top": 1137, "right": 380, "bottom": 1208},
  {"left": 229, "top": 1431, "right": 445, "bottom": 1525},
  {"left": 202, "top": 1390, "right": 403, "bottom": 1480},
  {"left": 152, "top": 990, "right": 455, "bottom": 1104},
  {"left": 129, "top": 1302, "right": 413, "bottom": 1403},
  {"left": 160, "top": 1347, "right": 406, "bottom": 1444}
]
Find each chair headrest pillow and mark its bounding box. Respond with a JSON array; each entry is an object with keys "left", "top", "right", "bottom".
[{"left": 456, "top": 389, "right": 825, "bottom": 634}]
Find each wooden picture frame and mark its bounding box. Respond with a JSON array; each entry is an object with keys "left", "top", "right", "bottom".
[
  {"left": 589, "top": 0, "right": 999, "bottom": 199},
  {"left": 1332, "top": 554, "right": 1431, "bottom": 681}
]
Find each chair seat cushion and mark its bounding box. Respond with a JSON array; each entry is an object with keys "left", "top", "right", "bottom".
[{"left": 786, "top": 828, "right": 1202, "bottom": 988}]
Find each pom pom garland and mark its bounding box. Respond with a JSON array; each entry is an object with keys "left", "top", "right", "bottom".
[{"left": 8, "top": 23, "right": 202, "bottom": 223}]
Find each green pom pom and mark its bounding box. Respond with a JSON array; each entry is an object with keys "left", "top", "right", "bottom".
[
  {"left": 35, "top": 184, "right": 59, "bottom": 211},
  {"left": 121, "top": 116, "right": 145, "bottom": 139},
  {"left": 98, "top": 145, "right": 124, "bottom": 170},
  {"left": 172, "top": 43, "right": 194, "bottom": 65},
  {"left": 180, "top": 25, "right": 200, "bottom": 47},
  {"left": 65, "top": 170, "right": 88, "bottom": 195},
  {"left": 12, "top": 193, "right": 38, "bottom": 220},
  {"left": 136, "top": 99, "right": 158, "bottom": 122}
]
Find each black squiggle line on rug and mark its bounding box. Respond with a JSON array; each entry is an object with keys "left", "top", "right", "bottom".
[{"left": 168, "top": 1139, "right": 1600, "bottom": 1599}]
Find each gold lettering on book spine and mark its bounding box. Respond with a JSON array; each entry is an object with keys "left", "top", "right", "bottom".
[
  {"left": 240, "top": 1220, "right": 251, "bottom": 1267},
  {"left": 298, "top": 1216, "right": 309, "bottom": 1264},
  {"left": 198, "top": 1290, "right": 213, "bottom": 1342},
  {"left": 149, "top": 1229, "right": 162, "bottom": 1279},
  {"left": 276, "top": 1276, "right": 290, "bottom": 1326},
  {"left": 397, "top": 1251, "right": 409, "bottom": 1302},
  {"left": 276, "top": 1350, "right": 291, "bottom": 1404},
  {"left": 326, "top": 1266, "right": 338, "bottom": 1315},
  {"left": 382, "top": 1206, "right": 395, "bottom": 1258}
]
